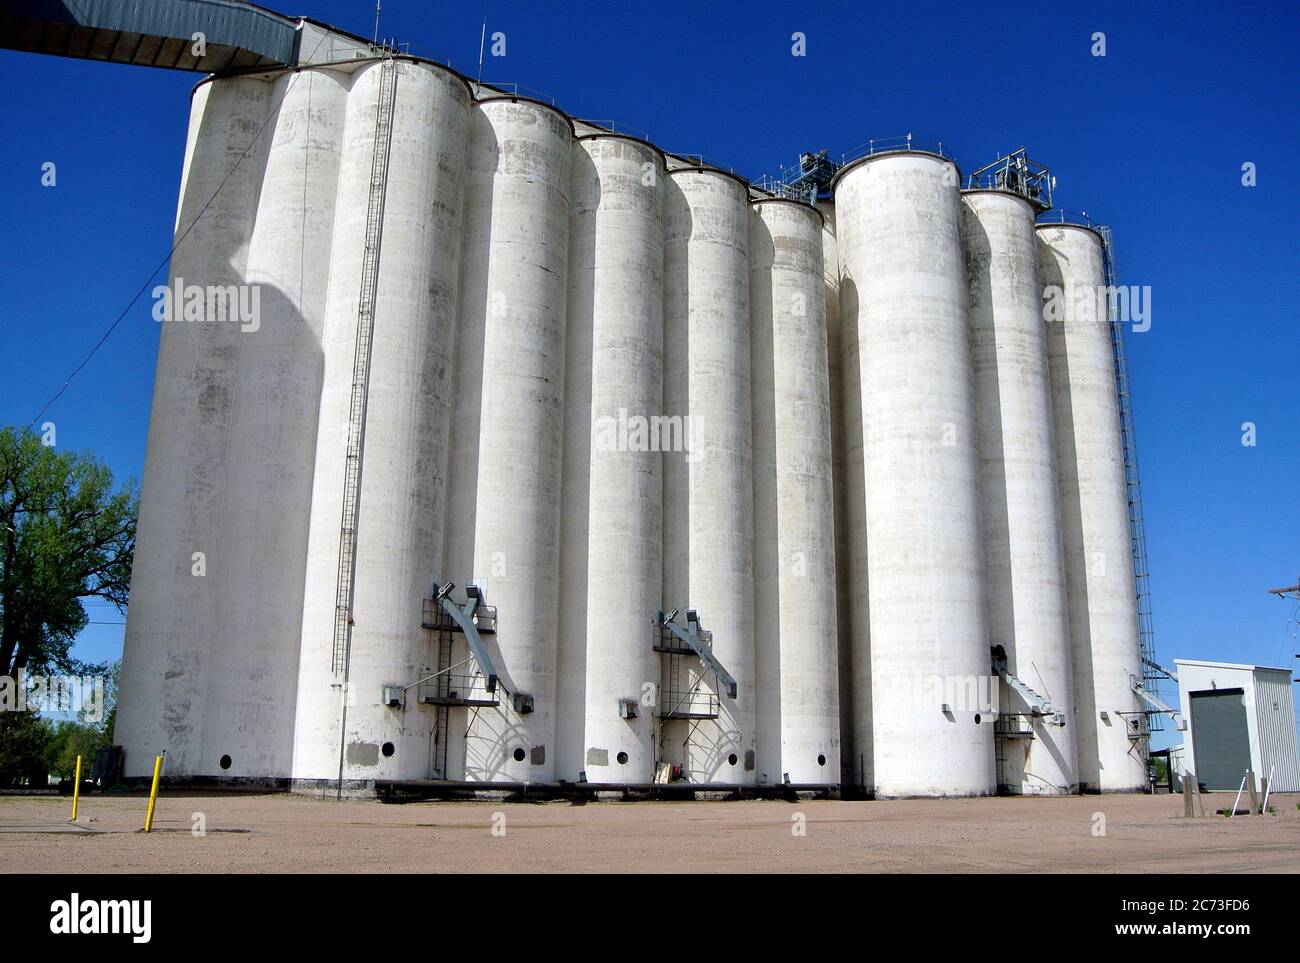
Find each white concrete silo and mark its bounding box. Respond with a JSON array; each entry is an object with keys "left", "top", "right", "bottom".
[
  {"left": 962, "top": 191, "right": 1078, "bottom": 795},
  {"left": 443, "top": 95, "right": 572, "bottom": 782},
  {"left": 558, "top": 133, "right": 665, "bottom": 782},
  {"left": 834, "top": 151, "right": 995, "bottom": 797},
  {"left": 116, "top": 76, "right": 272, "bottom": 779},
  {"left": 662, "top": 167, "right": 755, "bottom": 784},
  {"left": 749, "top": 199, "right": 839, "bottom": 785},
  {"left": 200, "top": 67, "right": 347, "bottom": 781},
  {"left": 818, "top": 199, "right": 865, "bottom": 789},
  {"left": 291, "top": 60, "right": 472, "bottom": 787},
  {"left": 1037, "top": 223, "right": 1146, "bottom": 792}
]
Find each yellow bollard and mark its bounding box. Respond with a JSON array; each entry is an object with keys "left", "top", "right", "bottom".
[
  {"left": 144, "top": 752, "right": 164, "bottom": 833},
  {"left": 70, "top": 755, "right": 82, "bottom": 823}
]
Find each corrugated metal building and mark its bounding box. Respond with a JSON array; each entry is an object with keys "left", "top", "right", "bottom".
[{"left": 1175, "top": 659, "right": 1300, "bottom": 793}]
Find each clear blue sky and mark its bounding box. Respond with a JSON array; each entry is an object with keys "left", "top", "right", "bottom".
[{"left": 1, "top": 1, "right": 1296, "bottom": 748}]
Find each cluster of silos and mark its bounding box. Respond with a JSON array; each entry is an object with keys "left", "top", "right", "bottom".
[
  {"left": 116, "top": 50, "right": 1147, "bottom": 796},
  {"left": 117, "top": 56, "right": 842, "bottom": 791},
  {"left": 827, "top": 152, "right": 1144, "bottom": 796}
]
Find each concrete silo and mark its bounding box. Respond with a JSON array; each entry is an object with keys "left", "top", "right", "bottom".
[
  {"left": 200, "top": 67, "right": 347, "bottom": 781},
  {"left": 749, "top": 200, "right": 839, "bottom": 785},
  {"left": 558, "top": 132, "right": 665, "bottom": 782},
  {"left": 662, "top": 166, "right": 755, "bottom": 783},
  {"left": 818, "top": 199, "right": 859, "bottom": 788},
  {"left": 1037, "top": 224, "right": 1146, "bottom": 792},
  {"left": 834, "top": 150, "right": 995, "bottom": 797},
  {"left": 292, "top": 60, "right": 471, "bottom": 787},
  {"left": 962, "top": 191, "right": 1078, "bottom": 795},
  {"left": 442, "top": 96, "right": 572, "bottom": 782},
  {"left": 115, "top": 76, "right": 273, "bottom": 779}
]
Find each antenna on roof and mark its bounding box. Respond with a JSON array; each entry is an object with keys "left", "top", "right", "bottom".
[
  {"left": 373, "top": 1, "right": 382, "bottom": 44},
  {"left": 477, "top": 17, "right": 487, "bottom": 82}
]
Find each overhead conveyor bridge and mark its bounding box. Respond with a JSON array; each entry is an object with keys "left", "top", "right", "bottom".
[{"left": 0, "top": 0, "right": 374, "bottom": 74}]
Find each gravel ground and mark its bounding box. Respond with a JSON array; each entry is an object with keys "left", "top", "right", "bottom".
[{"left": 1, "top": 790, "right": 1297, "bottom": 873}]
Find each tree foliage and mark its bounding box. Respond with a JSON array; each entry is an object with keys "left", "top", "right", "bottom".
[
  {"left": 0, "top": 427, "right": 136, "bottom": 678},
  {"left": 0, "top": 711, "right": 52, "bottom": 787},
  {"left": 0, "top": 660, "right": 120, "bottom": 787}
]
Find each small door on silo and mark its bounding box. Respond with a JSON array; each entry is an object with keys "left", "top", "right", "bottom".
[{"left": 1189, "top": 688, "right": 1251, "bottom": 790}]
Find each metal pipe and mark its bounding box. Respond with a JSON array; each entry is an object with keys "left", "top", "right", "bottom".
[
  {"left": 403, "top": 658, "right": 475, "bottom": 693},
  {"left": 1230, "top": 773, "right": 1247, "bottom": 817},
  {"left": 144, "top": 752, "right": 165, "bottom": 832},
  {"left": 69, "top": 755, "right": 82, "bottom": 823}
]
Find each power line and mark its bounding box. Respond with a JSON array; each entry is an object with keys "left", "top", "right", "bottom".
[{"left": 27, "top": 30, "right": 333, "bottom": 428}]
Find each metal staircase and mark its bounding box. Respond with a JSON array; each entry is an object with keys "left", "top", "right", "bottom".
[
  {"left": 418, "top": 576, "right": 534, "bottom": 779},
  {"left": 990, "top": 645, "right": 1066, "bottom": 794},
  {"left": 331, "top": 55, "right": 398, "bottom": 675},
  {"left": 654, "top": 608, "right": 736, "bottom": 720},
  {"left": 965, "top": 148, "right": 1054, "bottom": 210},
  {"left": 754, "top": 149, "right": 840, "bottom": 205},
  {"left": 652, "top": 607, "right": 737, "bottom": 784}
]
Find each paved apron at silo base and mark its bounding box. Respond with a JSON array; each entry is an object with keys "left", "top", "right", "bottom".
[{"left": 1, "top": 792, "right": 1296, "bottom": 873}]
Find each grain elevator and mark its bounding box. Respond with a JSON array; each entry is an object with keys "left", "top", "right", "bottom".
[{"left": 112, "top": 17, "right": 1157, "bottom": 797}]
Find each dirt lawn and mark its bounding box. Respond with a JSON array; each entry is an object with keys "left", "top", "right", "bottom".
[{"left": 1, "top": 790, "right": 1297, "bottom": 873}]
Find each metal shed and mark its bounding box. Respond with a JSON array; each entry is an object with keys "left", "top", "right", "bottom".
[{"left": 1175, "top": 659, "right": 1300, "bottom": 793}]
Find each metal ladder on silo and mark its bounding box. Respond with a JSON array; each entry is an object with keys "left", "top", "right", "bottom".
[
  {"left": 430, "top": 620, "right": 454, "bottom": 778},
  {"left": 1099, "top": 226, "right": 1161, "bottom": 741},
  {"left": 331, "top": 56, "right": 399, "bottom": 676}
]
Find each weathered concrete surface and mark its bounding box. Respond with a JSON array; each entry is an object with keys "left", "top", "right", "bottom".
[
  {"left": 291, "top": 61, "right": 471, "bottom": 783},
  {"left": 835, "top": 153, "right": 994, "bottom": 797},
  {"left": 963, "top": 192, "right": 1078, "bottom": 795},
  {"left": 204, "top": 67, "right": 346, "bottom": 782},
  {"left": 662, "top": 169, "right": 755, "bottom": 784},
  {"left": 1038, "top": 225, "right": 1146, "bottom": 793},
  {"left": 559, "top": 136, "right": 665, "bottom": 783},
  {"left": 750, "top": 200, "right": 839, "bottom": 785},
  {"left": 116, "top": 76, "right": 272, "bottom": 779},
  {"left": 444, "top": 97, "right": 572, "bottom": 782}
]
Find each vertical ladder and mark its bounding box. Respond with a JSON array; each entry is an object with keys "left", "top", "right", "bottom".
[
  {"left": 432, "top": 621, "right": 452, "bottom": 778},
  {"left": 331, "top": 56, "right": 399, "bottom": 675},
  {"left": 1099, "top": 226, "right": 1160, "bottom": 737}
]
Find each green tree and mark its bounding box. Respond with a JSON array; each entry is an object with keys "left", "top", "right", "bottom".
[
  {"left": 94, "top": 660, "right": 121, "bottom": 742},
  {"left": 0, "top": 711, "right": 53, "bottom": 787},
  {"left": 45, "top": 719, "right": 108, "bottom": 781},
  {"left": 0, "top": 427, "right": 136, "bottom": 678}
]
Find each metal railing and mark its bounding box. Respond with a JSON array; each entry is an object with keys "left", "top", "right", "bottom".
[
  {"left": 417, "top": 672, "right": 498, "bottom": 706},
  {"left": 840, "top": 133, "right": 950, "bottom": 166},
  {"left": 474, "top": 80, "right": 559, "bottom": 105},
  {"left": 1036, "top": 208, "right": 1100, "bottom": 229},
  {"left": 576, "top": 118, "right": 651, "bottom": 141},
  {"left": 657, "top": 691, "right": 720, "bottom": 719},
  {"left": 752, "top": 174, "right": 807, "bottom": 201},
  {"left": 420, "top": 597, "right": 496, "bottom": 635},
  {"left": 661, "top": 151, "right": 744, "bottom": 177},
  {"left": 965, "top": 148, "right": 1053, "bottom": 210}
]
